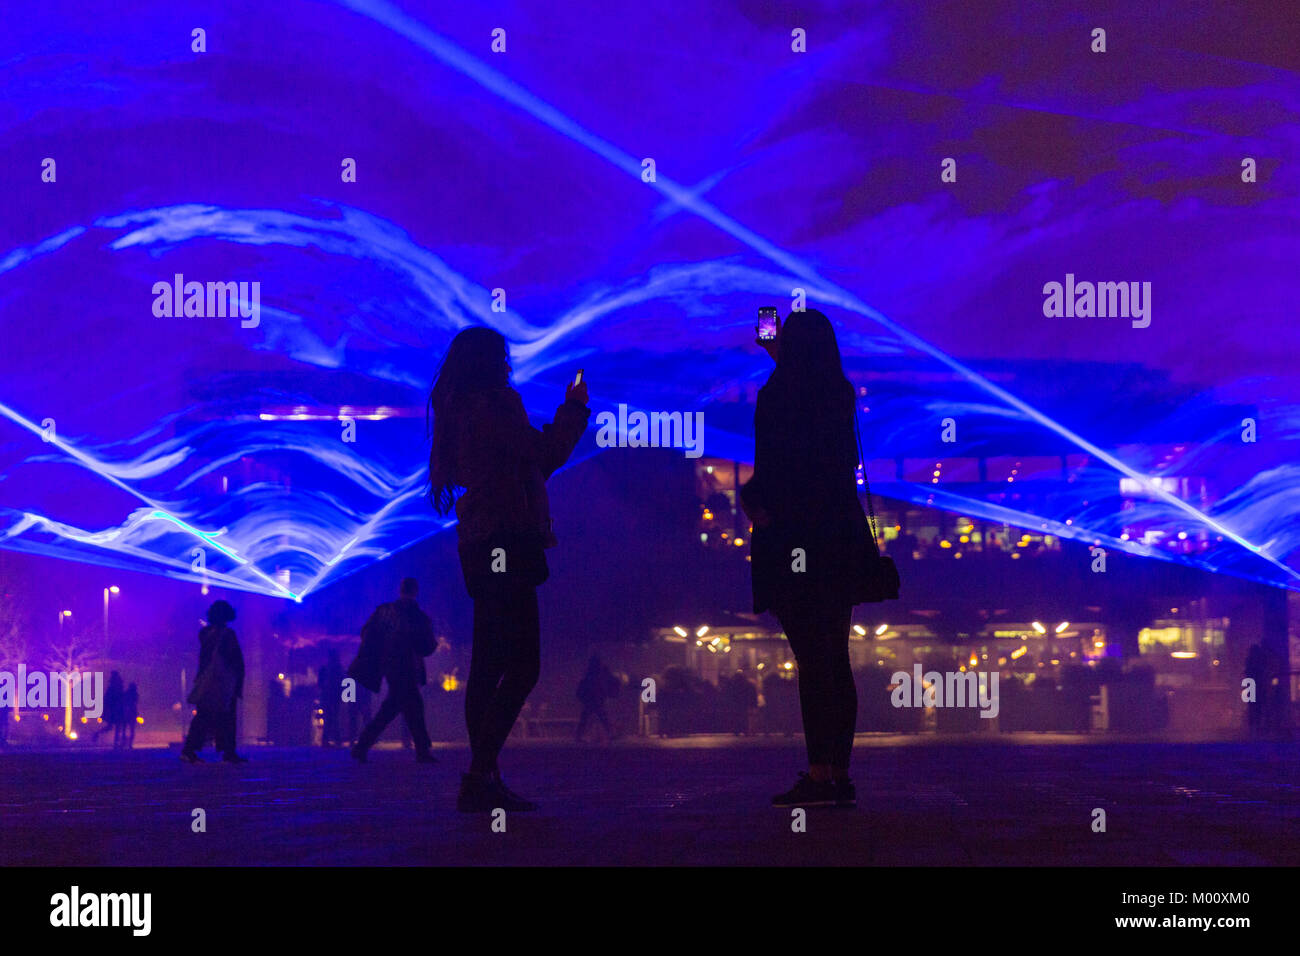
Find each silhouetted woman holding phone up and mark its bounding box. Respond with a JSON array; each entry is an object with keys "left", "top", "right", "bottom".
[
  {"left": 428, "top": 327, "right": 589, "bottom": 812},
  {"left": 741, "top": 309, "right": 871, "bottom": 809}
]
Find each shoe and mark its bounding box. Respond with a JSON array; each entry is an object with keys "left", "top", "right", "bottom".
[
  {"left": 179, "top": 750, "right": 204, "bottom": 764},
  {"left": 457, "top": 772, "right": 499, "bottom": 813},
  {"left": 221, "top": 753, "right": 249, "bottom": 764},
  {"left": 490, "top": 772, "right": 538, "bottom": 812},
  {"left": 350, "top": 743, "right": 367, "bottom": 763},
  {"left": 772, "top": 772, "right": 837, "bottom": 808},
  {"left": 415, "top": 751, "right": 438, "bottom": 765},
  {"left": 834, "top": 777, "right": 857, "bottom": 808}
]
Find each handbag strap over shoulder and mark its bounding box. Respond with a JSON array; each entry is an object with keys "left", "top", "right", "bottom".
[{"left": 852, "top": 399, "right": 880, "bottom": 542}]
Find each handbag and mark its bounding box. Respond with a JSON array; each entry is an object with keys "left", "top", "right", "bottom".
[
  {"left": 852, "top": 409, "right": 901, "bottom": 604},
  {"left": 347, "top": 611, "right": 385, "bottom": 694}
]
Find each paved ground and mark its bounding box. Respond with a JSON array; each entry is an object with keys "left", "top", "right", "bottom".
[{"left": 1, "top": 735, "right": 1296, "bottom": 866}]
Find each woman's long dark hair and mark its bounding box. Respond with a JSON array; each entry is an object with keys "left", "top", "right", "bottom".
[
  {"left": 426, "top": 327, "right": 510, "bottom": 515},
  {"left": 771, "top": 309, "right": 854, "bottom": 408}
]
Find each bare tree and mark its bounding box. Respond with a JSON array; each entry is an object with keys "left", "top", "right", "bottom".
[
  {"left": 0, "top": 621, "right": 27, "bottom": 671},
  {"left": 44, "top": 629, "right": 105, "bottom": 736},
  {"left": 0, "top": 586, "right": 30, "bottom": 670}
]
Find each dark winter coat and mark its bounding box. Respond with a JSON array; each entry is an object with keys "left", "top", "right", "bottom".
[
  {"left": 740, "top": 375, "right": 873, "bottom": 614},
  {"left": 350, "top": 598, "right": 436, "bottom": 693}
]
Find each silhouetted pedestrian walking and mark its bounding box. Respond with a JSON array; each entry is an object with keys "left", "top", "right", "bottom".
[{"left": 349, "top": 578, "right": 437, "bottom": 764}]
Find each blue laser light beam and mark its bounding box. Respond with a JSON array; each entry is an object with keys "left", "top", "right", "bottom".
[
  {"left": 146, "top": 511, "right": 300, "bottom": 601},
  {"left": 0, "top": 397, "right": 300, "bottom": 599},
  {"left": 340, "top": 0, "right": 1296, "bottom": 584}
]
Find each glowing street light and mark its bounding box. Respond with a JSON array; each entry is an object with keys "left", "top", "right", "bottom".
[
  {"left": 1054, "top": 621, "right": 1069, "bottom": 634},
  {"left": 1031, "top": 621, "right": 1047, "bottom": 634}
]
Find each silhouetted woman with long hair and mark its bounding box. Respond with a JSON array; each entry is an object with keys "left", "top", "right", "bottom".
[
  {"left": 428, "top": 327, "right": 589, "bottom": 812},
  {"left": 741, "top": 309, "right": 869, "bottom": 808}
]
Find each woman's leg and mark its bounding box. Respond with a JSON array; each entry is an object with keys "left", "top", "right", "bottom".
[
  {"left": 470, "top": 584, "right": 540, "bottom": 773},
  {"left": 777, "top": 606, "right": 836, "bottom": 774},
  {"left": 466, "top": 594, "right": 510, "bottom": 772},
  {"left": 825, "top": 604, "right": 857, "bottom": 776}
]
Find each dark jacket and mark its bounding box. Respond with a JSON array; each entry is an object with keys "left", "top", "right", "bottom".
[
  {"left": 197, "top": 624, "right": 245, "bottom": 700},
  {"left": 740, "top": 376, "right": 870, "bottom": 614},
  {"left": 351, "top": 598, "right": 436, "bottom": 692},
  {"left": 449, "top": 387, "right": 588, "bottom": 597},
  {"left": 451, "top": 388, "right": 589, "bottom": 545}
]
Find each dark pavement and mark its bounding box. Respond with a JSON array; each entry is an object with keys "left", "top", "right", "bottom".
[{"left": 1, "top": 735, "right": 1296, "bottom": 866}]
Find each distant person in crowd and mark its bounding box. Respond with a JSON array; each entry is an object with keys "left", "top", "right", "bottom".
[
  {"left": 658, "top": 666, "right": 708, "bottom": 737},
  {"left": 349, "top": 578, "right": 437, "bottom": 764},
  {"left": 575, "top": 654, "right": 619, "bottom": 742},
  {"left": 741, "top": 309, "right": 873, "bottom": 809},
  {"left": 97, "top": 672, "right": 125, "bottom": 746},
  {"left": 1244, "top": 642, "right": 1272, "bottom": 736},
  {"left": 892, "top": 530, "right": 918, "bottom": 559},
  {"left": 722, "top": 669, "right": 758, "bottom": 735},
  {"left": 123, "top": 682, "right": 138, "bottom": 749},
  {"left": 427, "top": 326, "right": 589, "bottom": 811},
  {"left": 181, "top": 599, "right": 247, "bottom": 763},
  {"left": 318, "top": 648, "right": 345, "bottom": 747}
]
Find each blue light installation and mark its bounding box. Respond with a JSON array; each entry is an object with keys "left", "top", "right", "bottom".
[{"left": 2, "top": 1, "right": 1298, "bottom": 597}]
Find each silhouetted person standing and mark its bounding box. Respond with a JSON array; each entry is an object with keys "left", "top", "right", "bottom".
[
  {"left": 427, "top": 327, "right": 589, "bottom": 812},
  {"left": 182, "top": 600, "right": 247, "bottom": 763},
  {"left": 575, "top": 654, "right": 618, "bottom": 742},
  {"left": 123, "top": 682, "right": 138, "bottom": 749},
  {"left": 1245, "top": 642, "right": 1272, "bottom": 736},
  {"left": 350, "top": 578, "right": 437, "bottom": 764},
  {"left": 722, "top": 669, "right": 758, "bottom": 735},
  {"left": 318, "top": 648, "right": 344, "bottom": 747},
  {"left": 741, "top": 309, "right": 871, "bottom": 809},
  {"left": 98, "top": 672, "right": 124, "bottom": 746}
]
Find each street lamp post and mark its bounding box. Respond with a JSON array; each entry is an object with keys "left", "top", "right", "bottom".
[{"left": 103, "top": 586, "right": 120, "bottom": 639}]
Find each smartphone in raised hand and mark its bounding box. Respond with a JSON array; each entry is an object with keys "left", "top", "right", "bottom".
[
  {"left": 757, "top": 307, "right": 779, "bottom": 342},
  {"left": 566, "top": 368, "right": 588, "bottom": 405}
]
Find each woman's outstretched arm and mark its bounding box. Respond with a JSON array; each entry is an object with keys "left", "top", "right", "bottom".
[{"left": 459, "top": 387, "right": 589, "bottom": 486}]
